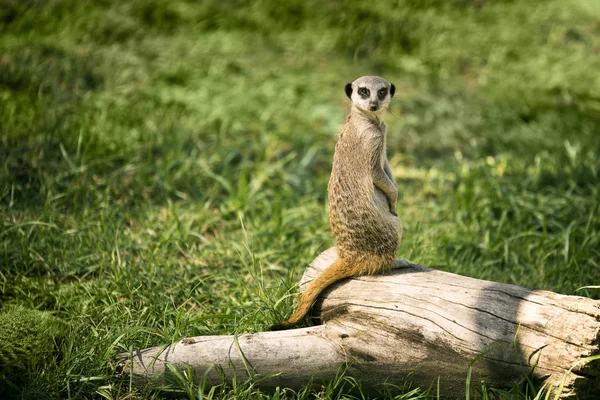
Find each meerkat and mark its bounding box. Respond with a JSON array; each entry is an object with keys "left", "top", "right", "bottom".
[{"left": 270, "top": 76, "right": 411, "bottom": 331}]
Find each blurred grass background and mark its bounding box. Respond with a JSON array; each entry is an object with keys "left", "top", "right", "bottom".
[{"left": 1, "top": 0, "right": 599, "bottom": 398}]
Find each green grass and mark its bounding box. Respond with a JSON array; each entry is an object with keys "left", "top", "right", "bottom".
[{"left": 1, "top": 0, "right": 599, "bottom": 398}]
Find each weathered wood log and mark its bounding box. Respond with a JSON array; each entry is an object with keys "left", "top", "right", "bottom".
[{"left": 118, "top": 248, "right": 600, "bottom": 398}]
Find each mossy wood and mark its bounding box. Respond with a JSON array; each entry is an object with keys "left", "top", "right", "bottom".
[{"left": 118, "top": 248, "right": 600, "bottom": 398}]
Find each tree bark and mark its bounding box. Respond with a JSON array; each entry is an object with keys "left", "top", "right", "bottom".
[{"left": 118, "top": 248, "right": 600, "bottom": 398}]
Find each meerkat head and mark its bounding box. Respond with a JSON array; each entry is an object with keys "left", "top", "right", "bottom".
[{"left": 345, "top": 76, "right": 395, "bottom": 116}]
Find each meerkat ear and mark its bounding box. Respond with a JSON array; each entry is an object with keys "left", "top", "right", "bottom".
[
  {"left": 345, "top": 83, "right": 352, "bottom": 99},
  {"left": 390, "top": 84, "right": 396, "bottom": 98}
]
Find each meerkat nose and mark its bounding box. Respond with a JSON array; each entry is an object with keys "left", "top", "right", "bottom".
[{"left": 369, "top": 105, "right": 378, "bottom": 111}]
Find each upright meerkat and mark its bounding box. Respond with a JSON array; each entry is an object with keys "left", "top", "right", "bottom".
[{"left": 270, "top": 76, "right": 409, "bottom": 331}]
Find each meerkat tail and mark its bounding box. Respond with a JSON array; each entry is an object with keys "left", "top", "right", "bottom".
[{"left": 269, "top": 259, "right": 352, "bottom": 331}]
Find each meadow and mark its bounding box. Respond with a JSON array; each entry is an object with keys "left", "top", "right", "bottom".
[{"left": 1, "top": 0, "right": 599, "bottom": 398}]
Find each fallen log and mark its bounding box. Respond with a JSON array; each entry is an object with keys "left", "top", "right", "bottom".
[{"left": 118, "top": 247, "right": 600, "bottom": 398}]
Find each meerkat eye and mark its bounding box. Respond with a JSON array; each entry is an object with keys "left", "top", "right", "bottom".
[
  {"left": 358, "top": 87, "right": 369, "bottom": 97},
  {"left": 378, "top": 88, "right": 388, "bottom": 99}
]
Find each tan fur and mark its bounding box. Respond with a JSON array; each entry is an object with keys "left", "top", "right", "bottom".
[{"left": 270, "top": 76, "right": 404, "bottom": 331}]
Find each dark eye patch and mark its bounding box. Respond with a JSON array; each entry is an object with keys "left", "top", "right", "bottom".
[
  {"left": 358, "top": 87, "right": 370, "bottom": 97},
  {"left": 378, "top": 88, "right": 388, "bottom": 99}
]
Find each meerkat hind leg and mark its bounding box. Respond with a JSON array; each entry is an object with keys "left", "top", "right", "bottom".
[{"left": 393, "top": 258, "right": 413, "bottom": 269}]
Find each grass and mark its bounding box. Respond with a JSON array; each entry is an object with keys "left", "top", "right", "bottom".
[{"left": 1, "top": 0, "right": 599, "bottom": 398}]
